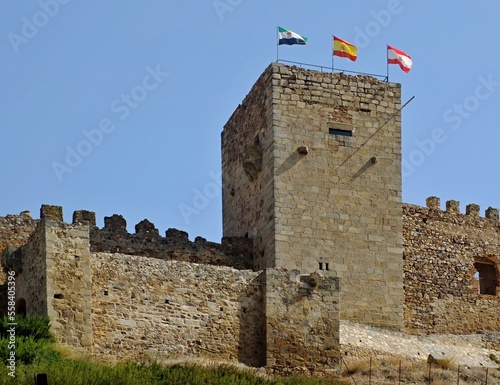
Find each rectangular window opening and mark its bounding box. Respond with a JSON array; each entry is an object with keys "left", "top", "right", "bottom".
[{"left": 329, "top": 128, "right": 353, "bottom": 137}]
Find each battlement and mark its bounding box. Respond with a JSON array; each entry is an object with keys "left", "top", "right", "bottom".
[
  {"left": 36, "top": 205, "right": 253, "bottom": 270},
  {"left": 424, "top": 196, "right": 499, "bottom": 220}
]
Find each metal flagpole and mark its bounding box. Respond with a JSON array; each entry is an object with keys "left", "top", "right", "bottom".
[
  {"left": 331, "top": 36, "right": 334, "bottom": 72},
  {"left": 277, "top": 27, "right": 279, "bottom": 62},
  {"left": 386, "top": 44, "right": 389, "bottom": 81}
]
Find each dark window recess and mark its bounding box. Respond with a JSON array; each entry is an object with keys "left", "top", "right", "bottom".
[
  {"left": 325, "top": 263, "right": 330, "bottom": 271},
  {"left": 16, "top": 298, "right": 26, "bottom": 316},
  {"left": 475, "top": 262, "right": 497, "bottom": 295},
  {"left": 319, "top": 262, "right": 323, "bottom": 270},
  {"left": 54, "top": 294, "right": 64, "bottom": 299},
  {"left": 329, "top": 128, "right": 352, "bottom": 137}
]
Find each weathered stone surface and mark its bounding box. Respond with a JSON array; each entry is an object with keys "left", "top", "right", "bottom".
[
  {"left": 2, "top": 64, "right": 500, "bottom": 377},
  {"left": 92, "top": 253, "right": 265, "bottom": 364},
  {"left": 404, "top": 199, "right": 500, "bottom": 335},
  {"left": 90, "top": 223, "right": 252, "bottom": 270},
  {"left": 40, "top": 205, "right": 63, "bottom": 221},
  {"left": 222, "top": 62, "right": 403, "bottom": 330},
  {"left": 265, "top": 268, "right": 340, "bottom": 376}
]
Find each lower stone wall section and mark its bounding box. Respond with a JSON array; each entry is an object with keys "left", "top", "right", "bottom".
[
  {"left": 265, "top": 269, "right": 340, "bottom": 376},
  {"left": 91, "top": 253, "right": 265, "bottom": 366}
]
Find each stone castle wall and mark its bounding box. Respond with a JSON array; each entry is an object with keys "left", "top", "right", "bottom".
[
  {"left": 2, "top": 217, "right": 46, "bottom": 317},
  {"left": 404, "top": 197, "right": 500, "bottom": 335},
  {"left": 223, "top": 63, "right": 403, "bottom": 330},
  {"left": 0, "top": 205, "right": 341, "bottom": 373},
  {"left": 92, "top": 252, "right": 265, "bottom": 366},
  {"left": 2, "top": 63, "right": 500, "bottom": 372}
]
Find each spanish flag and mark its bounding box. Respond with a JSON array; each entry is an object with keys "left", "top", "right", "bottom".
[{"left": 333, "top": 36, "right": 358, "bottom": 61}]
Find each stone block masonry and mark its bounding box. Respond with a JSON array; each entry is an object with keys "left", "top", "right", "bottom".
[
  {"left": 92, "top": 253, "right": 265, "bottom": 365},
  {"left": 0, "top": 204, "right": 341, "bottom": 373},
  {"left": 265, "top": 269, "right": 340, "bottom": 376},
  {"left": 87, "top": 213, "right": 253, "bottom": 270},
  {"left": 223, "top": 62, "right": 403, "bottom": 330},
  {"left": 2, "top": 63, "right": 500, "bottom": 374}
]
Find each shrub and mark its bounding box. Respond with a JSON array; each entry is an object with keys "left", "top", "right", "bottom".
[{"left": 0, "top": 315, "right": 53, "bottom": 341}]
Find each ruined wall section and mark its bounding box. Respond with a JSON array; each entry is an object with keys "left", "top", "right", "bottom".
[
  {"left": 222, "top": 63, "right": 276, "bottom": 270},
  {"left": 404, "top": 197, "right": 500, "bottom": 335},
  {"left": 265, "top": 268, "right": 340, "bottom": 376},
  {"left": 87, "top": 213, "right": 253, "bottom": 270},
  {"left": 0, "top": 212, "right": 37, "bottom": 284},
  {"left": 1, "top": 218, "right": 47, "bottom": 317},
  {"left": 91, "top": 253, "right": 265, "bottom": 366}
]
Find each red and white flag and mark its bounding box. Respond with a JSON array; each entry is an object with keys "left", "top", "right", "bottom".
[{"left": 387, "top": 45, "right": 412, "bottom": 73}]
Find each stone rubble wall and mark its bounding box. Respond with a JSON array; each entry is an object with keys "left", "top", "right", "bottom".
[
  {"left": 403, "top": 196, "right": 500, "bottom": 335},
  {"left": 2, "top": 219, "right": 47, "bottom": 317},
  {"left": 91, "top": 252, "right": 265, "bottom": 366},
  {"left": 0, "top": 211, "right": 37, "bottom": 284}
]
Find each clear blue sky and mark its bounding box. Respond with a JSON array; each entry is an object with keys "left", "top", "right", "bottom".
[{"left": 2, "top": 1, "right": 500, "bottom": 242}]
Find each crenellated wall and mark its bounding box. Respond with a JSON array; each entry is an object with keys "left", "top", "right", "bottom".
[
  {"left": 74, "top": 212, "right": 253, "bottom": 270},
  {"left": 0, "top": 204, "right": 340, "bottom": 373},
  {"left": 3, "top": 63, "right": 500, "bottom": 374},
  {"left": 404, "top": 196, "right": 500, "bottom": 335}
]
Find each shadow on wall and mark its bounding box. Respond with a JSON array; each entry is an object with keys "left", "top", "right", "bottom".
[{"left": 238, "top": 271, "right": 266, "bottom": 367}]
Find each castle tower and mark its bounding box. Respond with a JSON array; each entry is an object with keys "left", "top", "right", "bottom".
[{"left": 222, "top": 63, "right": 403, "bottom": 329}]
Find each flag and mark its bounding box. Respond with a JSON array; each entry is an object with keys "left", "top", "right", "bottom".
[
  {"left": 278, "top": 27, "right": 307, "bottom": 45},
  {"left": 387, "top": 45, "right": 412, "bottom": 73},
  {"left": 333, "top": 36, "right": 358, "bottom": 61}
]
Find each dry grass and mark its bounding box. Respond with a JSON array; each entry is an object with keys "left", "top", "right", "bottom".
[{"left": 339, "top": 355, "right": 500, "bottom": 384}]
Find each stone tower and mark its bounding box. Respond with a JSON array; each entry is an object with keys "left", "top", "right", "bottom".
[{"left": 222, "top": 63, "right": 403, "bottom": 329}]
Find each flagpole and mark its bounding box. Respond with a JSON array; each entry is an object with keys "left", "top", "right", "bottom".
[
  {"left": 386, "top": 44, "right": 389, "bottom": 82},
  {"left": 331, "top": 36, "right": 334, "bottom": 72},
  {"left": 277, "top": 26, "right": 279, "bottom": 62}
]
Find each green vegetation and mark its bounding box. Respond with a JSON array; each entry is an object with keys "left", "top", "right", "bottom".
[{"left": 0, "top": 315, "right": 346, "bottom": 385}]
